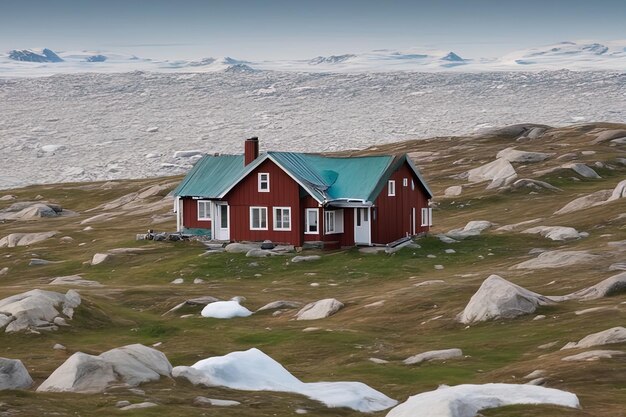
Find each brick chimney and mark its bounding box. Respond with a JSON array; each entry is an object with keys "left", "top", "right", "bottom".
[{"left": 244, "top": 137, "right": 259, "bottom": 166}]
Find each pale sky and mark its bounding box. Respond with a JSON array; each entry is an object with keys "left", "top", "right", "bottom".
[{"left": 1, "top": 0, "right": 625, "bottom": 60}]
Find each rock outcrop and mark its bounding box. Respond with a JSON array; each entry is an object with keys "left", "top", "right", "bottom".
[
  {"left": 512, "top": 250, "right": 599, "bottom": 270},
  {"left": 466, "top": 159, "right": 517, "bottom": 189},
  {"left": 561, "top": 327, "right": 626, "bottom": 350},
  {"left": 0, "top": 289, "right": 81, "bottom": 333},
  {"left": 554, "top": 190, "right": 612, "bottom": 215},
  {"left": 561, "top": 350, "right": 625, "bottom": 362},
  {"left": 457, "top": 275, "right": 553, "bottom": 324},
  {"left": 403, "top": 349, "right": 463, "bottom": 365},
  {"left": 446, "top": 221, "right": 493, "bottom": 240},
  {"left": 0, "top": 231, "right": 58, "bottom": 248},
  {"left": 296, "top": 298, "right": 344, "bottom": 320},
  {"left": 37, "top": 344, "right": 172, "bottom": 393},
  {"left": 496, "top": 147, "right": 551, "bottom": 163},
  {"left": 0, "top": 357, "right": 33, "bottom": 390},
  {"left": 521, "top": 226, "right": 587, "bottom": 241}
]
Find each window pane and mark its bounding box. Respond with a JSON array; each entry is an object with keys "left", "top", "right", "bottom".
[
  {"left": 307, "top": 210, "right": 317, "bottom": 232},
  {"left": 220, "top": 205, "right": 228, "bottom": 228},
  {"left": 261, "top": 208, "right": 267, "bottom": 228},
  {"left": 199, "top": 203, "right": 205, "bottom": 218},
  {"left": 363, "top": 208, "right": 368, "bottom": 222}
]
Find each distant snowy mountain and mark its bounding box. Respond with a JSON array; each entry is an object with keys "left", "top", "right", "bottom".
[
  {"left": 8, "top": 48, "right": 63, "bottom": 62},
  {"left": 1, "top": 41, "right": 625, "bottom": 77}
]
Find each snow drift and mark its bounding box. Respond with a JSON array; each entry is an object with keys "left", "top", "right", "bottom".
[
  {"left": 385, "top": 383, "right": 580, "bottom": 417},
  {"left": 172, "top": 348, "right": 397, "bottom": 412}
]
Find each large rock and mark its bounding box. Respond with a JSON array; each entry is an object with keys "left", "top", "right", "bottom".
[
  {"left": 385, "top": 383, "right": 579, "bottom": 417},
  {"left": 446, "top": 221, "right": 492, "bottom": 240},
  {"left": 0, "top": 357, "right": 33, "bottom": 390},
  {"left": 512, "top": 250, "right": 600, "bottom": 270},
  {"left": 296, "top": 298, "right": 344, "bottom": 320},
  {"left": 444, "top": 186, "right": 462, "bottom": 197},
  {"left": 257, "top": 300, "right": 302, "bottom": 312},
  {"left": 563, "top": 272, "right": 626, "bottom": 300},
  {"left": 562, "top": 163, "right": 601, "bottom": 179},
  {"left": 403, "top": 349, "right": 463, "bottom": 365},
  {"left": 496, "top": 147, "right": 551, "bottom": 163},
  {"left": 561, "top": 350, "right": 625, "bottom": 362},
  {"left": 163, "top": 296, "right": 220, "bottom": 315},
  {"left": 0, "top": 289, "right": 81, "bottom": 333},
  {"left": 0, "top": 202, "right": 62, "bottom": 221},
  {"left": 37, "top": 344, "right": 172, "bottom": 393},
  {"left": 49, "top": 275, "right": 103, "bottom": 287},
  {"left": 37, "top": 353, "right": 116, "bottom": 393},
  {"left": 225, "top": 243, "right": 259, "bottom": 253},
  {"left": 607, "top": 179, "right": 626, "bottom": 201},
  {"left": 291, "top": 255, "right": 321, "bottom": 263},
  {"left": 495, "top": 218, "right": 543, "bottom": 232},
  {"left": 521, "top": 226, "right": 587, "bottom": 241},
  {"left": 593, "top": 129, "right": 626, "bottom": 144},
  {"left": 466, "top": 158, "right": 517, "bottom": 189},
  {"left": 457, "top": 275, "right": 553, "bottom": 324},
  {"left": 554, "top": 190, "right": 612, "bottom": 215},
  {"left": 91, "top": 253, "right": 111, "bottom": 265},
  {"left": 562, "top": 327, "right": 626, "bottom": 350},
  {"left": 510, "top": 179, "right": 561, "bottom": 192},
  {"left": 0, "top": 231, "right": 58, "bottom": 248}
]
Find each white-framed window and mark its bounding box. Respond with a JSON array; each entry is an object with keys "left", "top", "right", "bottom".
[
  {"left": 250, "top": 206, "right": 268, "bottom": 230},
  {"left": 388, "top": 180, "right": 396, "bottom": 196},
  {"left": 403, "top": 178, "right": 408, "bottom": 187},
  {"left": 197, "top": 200, "right": 211, "bottom": 220},
  {"left": 273, "top": 207, "right": 291, "bottom": 231},
  {"left": 324, "top": 209, "right": 344, "bottom": 234},
  {"left": 305, "top": 208, "right": 319, "bottom": 234},
  {"left": 421, "top": 207, "right": 433, "bottom": 227},
  {"left": 258, "top": 173, "right": 270, "bottom": 192}
]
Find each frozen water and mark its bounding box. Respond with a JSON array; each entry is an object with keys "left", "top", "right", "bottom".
[{"left": 0, "top": 70, "right": 625, "bottom": 189}]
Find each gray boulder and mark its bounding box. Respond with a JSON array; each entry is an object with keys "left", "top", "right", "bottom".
[
  {"left": 562, "top": 327, "right": 626, "bottom": 350},
  {"left": 0, "top": 357, "right": 33, "bottom": 390},
  {"left": 403, "top": 349, "right": 463, "bottom": 365},
  {"left": 607, "top": 179, "right": 626, "bottom": 201},
  {"left": 444, "top": 186, "right": 462, "bottom": 197},
  {"left": 37, "top": 344, "right": 172, "bottom": 393},
  {"left": 447, "top": 221, "right": 493, "bottom": 240},
  {"left": 0, "top": 289, "right": 81, "bottom": 333},
  {"left": 512, "top": 250, "right": 600, "bottom": 270},
  {"left": 37, "top": 352, "right": 116, "bottom": 393},
  {"left": 49, "top": 275, "right": 103, "bottom": 287},
  {"left": 466, "top": 158, "right": 517, "bottom": 189},
  {"left": 563, "top": 272, "right": 626, "bottom": 300},
  {"left": 0, "top": 231, "right": 58, "bottom": 248},
  {"left": 561, "top": 350, "right": 625, "bottom": 361},
  {"left": 257, "top": 300, "right": 302, "bottom": 312},
  {"left": 511, "top": 179, "right": 561, "bottom": 192},
  {"left": 457, "top": 275, "right": 553, "bottom": 324},
  {"left": 296, "top": 298, "right": 344, "bottom": 320},
  {"left": 562, "top": 163, "right": 601, "bottom": 179},
  {"left": 554, "top": 190, "right": 612, "bottom": 215},
  {"left": 521, "top": 226, "right": 587, "bottom": 241},
  {"left": 593, "top": 129, "right": 626, "bottom": 144},
  {"left": 496, "top": 147, "right": 551, "bottom": 163},
  {"left": 225, "top": 243, "right": 258, "bottom": 253}
]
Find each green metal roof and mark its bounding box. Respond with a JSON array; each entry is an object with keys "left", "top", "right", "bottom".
[
  {"left": 174, "top": 151, "right": 433, "bottom": 203},
  {"left": 172, "top": 154, "right": 245, "bottom": 197}
]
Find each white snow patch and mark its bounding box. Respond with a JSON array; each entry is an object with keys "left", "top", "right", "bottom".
[
  {"left": 385, "top": 383, "right": 579, "bottom": 417},
  {"left": 200, "top": 299, "right": 253, "bottom": 319},
  {"left": 173, "top": 348, "right": 397, "bottom": 412}
]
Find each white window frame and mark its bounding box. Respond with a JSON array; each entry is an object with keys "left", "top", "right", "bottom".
[
  {"left": 305, "top": 208, "right": 319, "bottom": 234},
  {"left": 388, "top": 180, "right": 396, "bottom": 196},
  {"left": 197, "top": 200, "right": 211, "bottom": 221},
  {"left": 324, "top": 209, "right": 344, "bottom": 234},
  {"left": 403, "top": 178, "right": 408, "bottom": 187},
  {"left": 258, "top": 172, "right": 270, "bottom": 192},
  {"left": 421, "top": 207, "right": 433, "bottom": 227},
  {"left": 273, "top": 206, "right": 292, "bottom": 231},
  {"left": 250, "top": 206, "right": 268, "bottom": 230}
]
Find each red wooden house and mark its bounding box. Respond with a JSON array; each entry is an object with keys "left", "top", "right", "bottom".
[{"left": 173, "top": 138, "right": 433, "bottom": 247}]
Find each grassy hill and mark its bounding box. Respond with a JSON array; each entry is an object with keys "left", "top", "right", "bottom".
[{"left": 0, "top": 123, "right": 625, "bottom": 416}]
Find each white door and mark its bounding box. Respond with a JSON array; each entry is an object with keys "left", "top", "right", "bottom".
[
  {"left": 214, "top": 203, "right": 230, "bottom": 240},
  {"left": 354, "top": 207, "right": 371, "bottom": 245}
]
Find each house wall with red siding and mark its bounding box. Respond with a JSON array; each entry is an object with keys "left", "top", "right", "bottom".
[
  {"left": 371, "top": 162, "right": 430, "bottom": 244},
  {"left": 225, "top": 159, "right": 303, "bottom": 245},
  {"left": 182, "top": 197, "right": 212, "bottom": 229}
]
